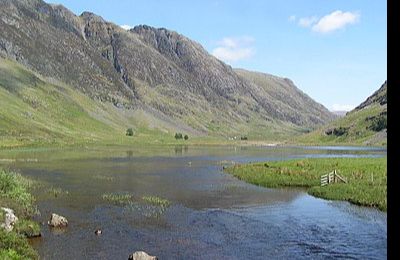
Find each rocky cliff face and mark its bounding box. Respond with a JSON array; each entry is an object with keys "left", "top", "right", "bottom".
[
  {"left": 354, "top": 81, "right": 387, "bottom": 111},
  {"left": 0, "top": 0, "right": 335, "bottom": 136}
]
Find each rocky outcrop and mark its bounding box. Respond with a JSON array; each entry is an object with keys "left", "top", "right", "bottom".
[
  {"left": 48, "top": 213, "right": 68, "bottom": 227},
  {"left": 0, "top": 207, "right": 18, "bottom": 232},
  {"left": 128, "top": 251, "right": 158, "bottom": 260},
  {"left": 355, "top": 81, "right": 387, "bottom": 110}
]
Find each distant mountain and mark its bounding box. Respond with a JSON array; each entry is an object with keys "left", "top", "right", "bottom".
[
  {"left": 331, "top": 111, "right": 347, "bottom": 117},
  {"left": 0, "top": 0, "right": 336, "bottom": 146},
  {"left": 296, "top": 81, "right": 387, "bottom": 146}
]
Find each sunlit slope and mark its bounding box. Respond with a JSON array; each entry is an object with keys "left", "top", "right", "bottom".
[
  {"left": 0, "top": 58, "right": 176, "bottom": 147},
  {"left": 294, "top": 81, "right": 387, "bottom": 146}
]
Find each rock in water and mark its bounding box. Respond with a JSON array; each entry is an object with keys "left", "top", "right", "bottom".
[
  {"left": 48, "top": 213, "right": 68, "bottom": 227},
  {"left": 1, "top": 207, "right": 18, "bottom": 232},
  {"left": 128, "top": 251, "right": 158, "bottom": 260}
]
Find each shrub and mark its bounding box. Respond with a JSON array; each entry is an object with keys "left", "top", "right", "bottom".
[
  {"left": 126, "top": 128, "right": 134, "bottom": 136},
  {"left": 184, "top": 135, "right": 189, "bottom": 140},
  {"left": 368, "top": 116, "right": 387, "bottom": 132},
  {"left": 174, "top": 133, "right": 183, "bottom": 139},
  {"left": 240, "top": 136, "right": 248, "bottom": 140},
  {"left": 332, "top": 127, "right": 349, "bottom": 136}
]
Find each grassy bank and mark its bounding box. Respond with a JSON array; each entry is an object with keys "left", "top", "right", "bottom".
[
  {"left": 0, "top": 168, "right": 39, "bottom": 259},
  {"left": 224, "top": 157, "right": 387, "bottom": 211}
]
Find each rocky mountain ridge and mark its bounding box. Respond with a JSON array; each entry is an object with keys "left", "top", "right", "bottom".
[{"left": 0, "top": 0, "right": 336, "bottom": 138}]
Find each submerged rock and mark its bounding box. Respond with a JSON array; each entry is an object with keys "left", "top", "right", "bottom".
[
  {"left": 128, "top": 251, "right": 158, "bottom": 260},
  {"left": 48, "top": 213, "right": 68, "bottom": 227},
  {"left": 1, "top": 207, "right": 18, "bottom": 232}
]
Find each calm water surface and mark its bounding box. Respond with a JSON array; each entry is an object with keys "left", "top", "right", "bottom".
[{"left": 0, "top": 145, "right": 387, "bottom": 259}]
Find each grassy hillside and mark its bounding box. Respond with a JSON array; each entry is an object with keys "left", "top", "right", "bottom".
[
  {"left": 0, "top": 58, "right": 307, "bottom": 148},
  {"left": 0, "top": 58, "right": 184, "bottom": 148},
  {"left": 293, "top": 82, "right": 387, "bottom": 146}
]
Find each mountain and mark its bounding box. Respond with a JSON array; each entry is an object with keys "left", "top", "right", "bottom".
[
  {"left": 331, "top": 111, "right": 347, "bottom": 117},
  {"left": 295, "top": 81, "right": 387, "bottom": 146},
  {"left": 0, "top": 0, "right": 335, "bottom": 147}
]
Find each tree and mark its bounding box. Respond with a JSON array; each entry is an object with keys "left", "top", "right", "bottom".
[
  {"left": 126, "top": 128, "right": 134, "bottom": 136},
  {"left": 175, "top": 133, "right": 183, "bottom": 139},
  {"left": 184, "top": 135, "right": 189, "bottom": 140}
]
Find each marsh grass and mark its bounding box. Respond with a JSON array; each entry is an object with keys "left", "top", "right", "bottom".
[
  {"left": 46, "top": 187, "right": 69, "bottom": 197},
  {"left": 141, "top": 195, "right": 171, "bottom": 208},
  {"left": 123, "top": 195, "right": 171, "bottom": 218},
  {"left": 102, "top": 193, "right": 134, "bottom": 205},
  {"left": 225, "top": 158, "right": 387, "bottom": 211}
]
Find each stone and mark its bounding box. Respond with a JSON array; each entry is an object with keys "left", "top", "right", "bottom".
[
  {"left": 1, "top": 207, "right": 18, "bottom": 232},
  {"left": 128, "top": 251, "right": 158, "bottom": 260},
  {"left": 48, "top": 213, "right": 68, "bottom": 227}
]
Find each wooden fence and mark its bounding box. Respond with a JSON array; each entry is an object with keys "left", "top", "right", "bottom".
[{"left": 320, "top": 170, "right": 347, "bottom": 186}]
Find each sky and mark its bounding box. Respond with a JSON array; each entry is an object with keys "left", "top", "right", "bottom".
[{"left": 46, "top": 0, "right": 387, "bottom": 111}]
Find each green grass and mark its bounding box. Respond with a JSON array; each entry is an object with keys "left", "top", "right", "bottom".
[
  {"left": 13, "top": 219, "right": 41, "bottom": 238},
  {"left": 0, "top": 168, "right": 39, "bottom": 259},
  {"left": 224, "top": 157, "right": 387, "bottom": 211}
]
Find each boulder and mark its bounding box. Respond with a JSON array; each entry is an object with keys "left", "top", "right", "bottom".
[
  {"left": 48, "top": 213, "right": 68, "bottom": 227},
  {"left": 1, "top": 207, "right": 18, "bottom": 232},
  {"left": 128, "top": 251, "right": 158, "bottom": 260}
]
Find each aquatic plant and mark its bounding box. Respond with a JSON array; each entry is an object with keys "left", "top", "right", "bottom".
[
  {"left": 142, "top": 195, "right": 171, "bottom": 208},
  {"left": 102, "top": 193, "right": 134, "bottom": 205}
]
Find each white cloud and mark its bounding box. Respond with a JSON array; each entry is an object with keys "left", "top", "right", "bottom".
[
  {"left": 298, "top": 16, "right": 318, "bottom": 27},
  {"left": 212, "top": 36, "right": 255, "bottom": 63},
  {"left": 295, "top": 10, "right": 360, "bottom": 34},
  {"left": 288, "top": 15, "right": 296, "bottom": 22},
  {"left": 120, "top": 24, "right": 133, "bottom": 30},
  {"left": 332, "top": 104, "right": 355, "bottom": 111},
  {"left": 312, "top": 10, "right": 360, "bottom": 33}
]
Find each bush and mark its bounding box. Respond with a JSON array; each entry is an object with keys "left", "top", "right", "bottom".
[
  {"left": 240, "top": 136, "right": 248, "bottom": 140},
  {"left": 126, "top": 128, "right": 134, "bottom": 136},
  {"left": 332, "top": 127, "right": 349, "bottom": 136},
  {"left": 174, "top": 133, "right": 183, "bottom": 139},
  {"left": 184, "top": 135, "right": 189, "bottom": 140},
  {"left": 368, "top": 116, "right": 387, "bottom": 132}
]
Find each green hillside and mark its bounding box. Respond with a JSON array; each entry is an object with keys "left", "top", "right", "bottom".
[
  {"left": 0, "top": 58, "right": 306, "bottom": 148},
  {"left": 0, "top": 58, "right": 182, "bottom": 148},
  {"left": 293, "top": 82, "right": 387, "bottom": 146}
]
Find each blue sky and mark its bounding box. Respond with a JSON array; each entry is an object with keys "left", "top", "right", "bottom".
[{"left": 46, "top": 0, "right": 387, "bottom": 111}]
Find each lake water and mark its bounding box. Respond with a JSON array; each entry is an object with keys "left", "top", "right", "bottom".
[{"left": 0, "top": 145, "right": 387, "bottom": 259}]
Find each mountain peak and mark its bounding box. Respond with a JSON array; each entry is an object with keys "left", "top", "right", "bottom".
[{"left": 80, "top": 11, "right": 106, "bottom": 23}]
